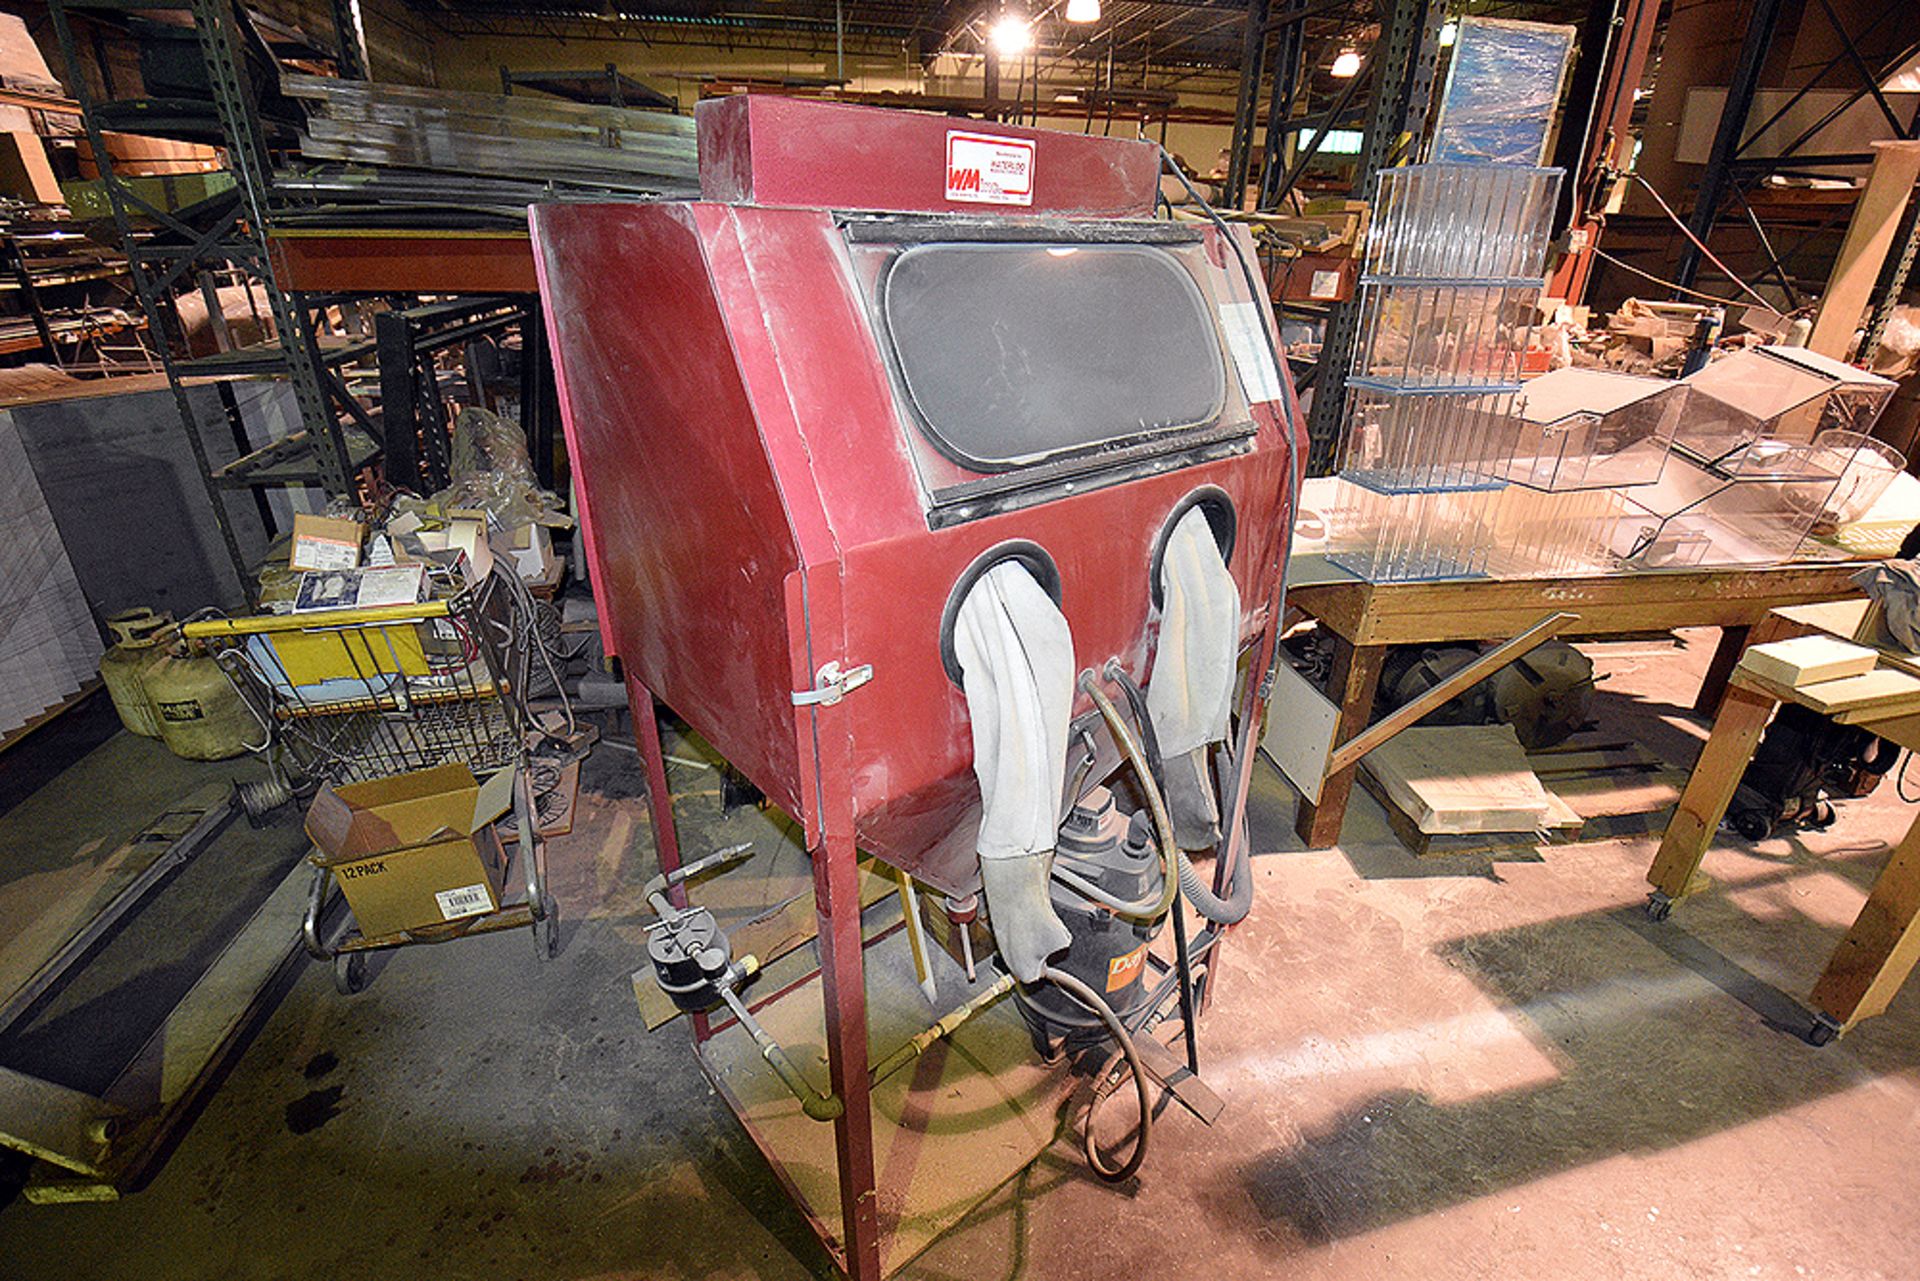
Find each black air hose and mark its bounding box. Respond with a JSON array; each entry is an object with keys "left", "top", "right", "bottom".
[{"left": 1042, "top": 964, "right": 1151, "bottom": 1183}]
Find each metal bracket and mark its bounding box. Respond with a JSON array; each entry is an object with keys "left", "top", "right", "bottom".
[{"left": 792, "top": 660, "right": 873, "bottom": 708}]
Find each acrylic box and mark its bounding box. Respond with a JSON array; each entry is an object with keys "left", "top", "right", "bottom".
[
  {"left": 1322, "top": 474, "right": 1502, "bottom": 581},
  {"left": 1336, "top": 383, "right": 1521, "bottom": 492},
  {"left": 1364, "top": 164, "right": 1563, "bottom": 281},
  {"left": 1349, "top": 283, "right": 1539, "bottom": 389},
  {"left": 1482, "top": 485, "right": 1630, "bottom": 577},
  {"left": 1675, "top": 345, "right": 1897, "bottom": 465},
  {"left": 1609, "top": 445, "right": 1845, "bottom": 569},
  {"left": 1493, "top": 367, "right": 1684, "bottom": 492}
]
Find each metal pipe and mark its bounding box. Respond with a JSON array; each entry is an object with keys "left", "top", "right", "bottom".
[{"left": 718, "top": 982, "right": 844, "bottom": 1121}]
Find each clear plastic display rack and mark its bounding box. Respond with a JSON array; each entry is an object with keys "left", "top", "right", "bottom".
[{"left": 1326, "top": 162, "right": 1564, "bottom": 581}]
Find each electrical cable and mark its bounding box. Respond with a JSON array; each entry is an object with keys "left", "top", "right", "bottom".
[
  {"left": 1154, "top": 145, "right": 1302, "bottom": 702},
  {"left": 1629, "top": 172, "right": 1784, "bottom": 317},
  {"left": 1589, "top": 247, "right": 1750, "bottom": 310},
  {"left": 1041, "top": 964, "right": 1151, "bottom": 1183}
]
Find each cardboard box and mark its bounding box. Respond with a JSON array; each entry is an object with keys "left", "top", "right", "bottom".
[
  {"left": 290, "top": 513, "right": 363, "bottom": 572},
  {"left": 305, "top": 763, "right": 514, "bottom": 939},
  {"left": 495, "top": 522, "right": 555, "bottom": 582}
]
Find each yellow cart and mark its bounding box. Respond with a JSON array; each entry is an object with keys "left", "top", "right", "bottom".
[{"left": 182, "top": 570, "right": 558, "bottom": 988}]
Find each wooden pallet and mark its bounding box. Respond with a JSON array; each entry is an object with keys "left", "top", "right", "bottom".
[{"left": 1360, "top": 731, "right": 1685, "bottom": 857}]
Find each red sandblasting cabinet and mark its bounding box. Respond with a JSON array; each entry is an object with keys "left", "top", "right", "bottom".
[{"left": 532, "top": 95, "right": 1301, "bottom": 900}]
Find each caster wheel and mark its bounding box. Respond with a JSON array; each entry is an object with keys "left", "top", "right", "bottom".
[
  {"left": 332, "top": 951, "right": 369, "bottom": 995},
  {"left": 1806, "top": 1015, "right": 1841, "bottom": 1047},
  {"left": 1731, "top": 810, "right": 1771, "bottom": 842},
  {"left": 533, "top": 898, "right": 559, "bottom": 961},
  {"left": 1645, "top": 892, "right": 1673, "bottom": 923}
]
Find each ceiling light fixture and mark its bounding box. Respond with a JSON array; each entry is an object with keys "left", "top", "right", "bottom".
[
  {"left": 1329, "top": 48, "right": 1361, "bottom": 78},
  {"left": 1065, "top": 0, "right": 1101, "bottom": 23},
  {"left": 990, "top": 13, "right": 1033, "bottom": 57}
]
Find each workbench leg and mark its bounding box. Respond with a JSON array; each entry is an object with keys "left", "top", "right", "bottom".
[
  {"left": 1647, "top": 682, "right": 1777, "bottom": 904},
  {"left": 813, "top": 828, "right": 882, "bottom": 1280},
  {"left": 1809, "top": 810, "right": 1920, "bottom": 1035},
  {"left": 1693, "top": 626, "right": 1749, "bottom": 718},
  {"left": 1693, "top": 615, "right": 1793, "bottom": 718},
  {"left": 1293, "top": 640, "right": 1386, "bottom": 849}
]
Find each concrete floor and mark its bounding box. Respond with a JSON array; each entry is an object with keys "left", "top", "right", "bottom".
[{"left": 4, "top": 627, "right": 1920, "bottom": 1279}]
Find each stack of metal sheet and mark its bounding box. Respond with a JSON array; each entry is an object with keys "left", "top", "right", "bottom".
[{"left": 282, "top": 74, "right": 699, "bottom": 199}]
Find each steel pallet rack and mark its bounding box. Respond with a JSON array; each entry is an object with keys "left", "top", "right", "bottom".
[
  {"left": 1236, "top": 0, "right": 1447, "bottom": 472},
  {"left": 45, "top": 0, "right": 377, "bottom": 602},
  {"left": 1672, "top": 0, "right": 1920, "bottom": 358}
]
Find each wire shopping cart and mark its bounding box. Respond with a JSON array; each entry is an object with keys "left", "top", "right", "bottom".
[{"left": 181, "top": 568, "right": 559, "bottom": 990}]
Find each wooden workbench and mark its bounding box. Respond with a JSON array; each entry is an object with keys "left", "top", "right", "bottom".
[
  {"left": 1285, "top": 558, "right": 1871, "bottom": 848},
  {"left": 1646, "top": 598, "right": 1920, "bottom": 1042}
]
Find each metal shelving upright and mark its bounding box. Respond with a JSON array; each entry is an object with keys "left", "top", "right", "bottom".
[{"left": 45, "top": 0, "right": 381, "bottom": 602}]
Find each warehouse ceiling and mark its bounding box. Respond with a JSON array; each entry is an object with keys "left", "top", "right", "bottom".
[{"left": 407, "top": 0, "right": 1596, "bottom": 74}]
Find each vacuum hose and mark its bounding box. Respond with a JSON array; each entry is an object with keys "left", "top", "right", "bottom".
[
  {"left": 1042, "top": 965, "right": 1152, "bottom": 1183},
  {"left": 1101, "top": 662, "right": 1253, "bottom": 928},
  {"left": 1067, "top": 674, "right": 1181, "bottom": 921},
  {"left": 1171, "top": 741, "right": 1252, "bottom": 926}
]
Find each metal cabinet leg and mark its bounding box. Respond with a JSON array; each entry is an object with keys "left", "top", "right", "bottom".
[
  {"left": 1293, "top": 639, "right": 1386, "bottom": 849},
  {"left": 812, "top": 829, "right": 881, "bottom": 1280},
  {"left": 626, "top": 675, "right": 708, "bottom": 1039},
  {"left": 1647, "top": 681, "right": 1777, "bottom": 905}
]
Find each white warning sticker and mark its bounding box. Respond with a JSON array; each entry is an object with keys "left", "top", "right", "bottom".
[
  {"left": 946, "top": 131, "right": 1035, "bottom": 206},
  {"left": 435, "top": 882, "right": 492, "bottom": 921},
  {"left": 1219, "top": 300, "right": 1284, "bottom": 405}
]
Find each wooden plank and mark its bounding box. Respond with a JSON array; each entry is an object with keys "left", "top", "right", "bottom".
[
  {"left": 1361, "top": 725, "right": 1556, "bottom": 835},
  {"left": 1734, "top": 664, "right": 1920, "bottom": 723},
  {"left": 1807, "top": 140, "right": 1920, "bottom": 360},
  {"left": 692, "top": 923, "right": 1071, "bottom": 1276},
  {"left": 1326, "top": 611, "right": 1575, "bottom": 776},
  {"left": 1810, "top": 809, "right": 1920, "bottom": 1030},
  {"left": 1292, "top": 563, "right": 1866, "bottom": 648},
  {"left": 1740, "top": 635, "right": 1880, "bottom": 687},
  {"left": 1648, "top": 682, "right": 1778, "bottom": 900}
]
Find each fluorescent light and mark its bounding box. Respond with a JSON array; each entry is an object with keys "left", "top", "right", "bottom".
[
  {"left": 1330, "top": 48, "right": 1361, "bottom": 78},
  {"left": 1439, "top": 20, "right": 1458, "bottom": 47},
  {"left": 1298, "top": 127, "right": 1364, "bottom": 155},
  {"left": 990, "top": 14, "right": 1032, "bottom": 57},
  {"left": 1065, "top": 0, "right": 1100, "bottom": 22}
]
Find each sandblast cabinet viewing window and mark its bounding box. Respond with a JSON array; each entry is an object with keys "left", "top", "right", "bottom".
[{"left": 878, "top": 242, "right": 1230, "bottom": 470}]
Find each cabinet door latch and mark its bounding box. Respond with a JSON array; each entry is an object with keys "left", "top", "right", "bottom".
[{"left": 792, "top": 660, "right": 873, "bottom": 708}]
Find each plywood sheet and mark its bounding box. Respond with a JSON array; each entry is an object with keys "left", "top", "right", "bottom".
[
  {"left": 1362, "top": 724, "right": 1556, "bottom": 835},
  {"left": 695, "top": 920, "right": 1075, "bottom": 1276}
]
